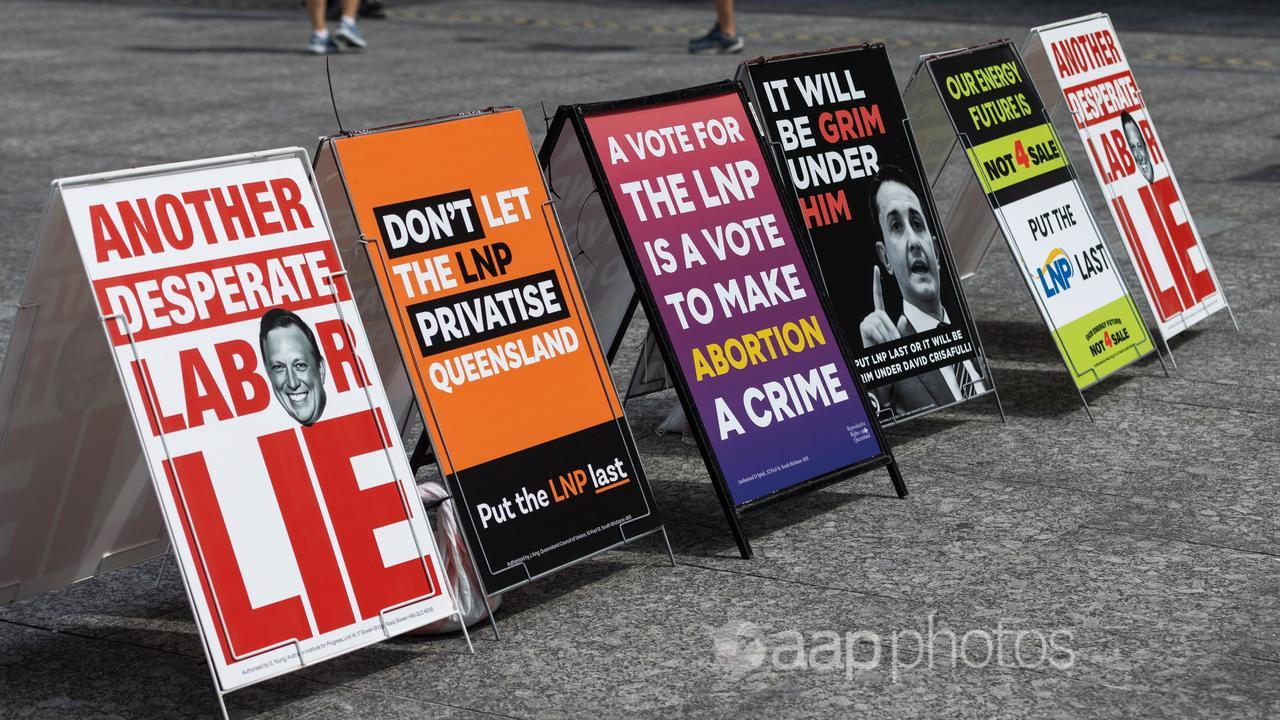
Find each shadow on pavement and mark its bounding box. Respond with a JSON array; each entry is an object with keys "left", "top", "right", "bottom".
[
  {"left": 125, "top": 44, "right": 316, "bottom": 55},
  {"left": 525, "top": 41, "right": 641, "bottom": 53},
  {"left": 687, "top": 485, "right": 886, "bottom": 560}
]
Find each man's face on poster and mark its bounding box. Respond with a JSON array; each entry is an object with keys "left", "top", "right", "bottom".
[
  {"left": 1124, "top": 120, "right": 1154, "bottom": 184},
  {"left": 264, "top": 325, "right": 326, "bottom": 426},
  {"left": 875, "top": 180, "right": 940, "bottom": 308}
]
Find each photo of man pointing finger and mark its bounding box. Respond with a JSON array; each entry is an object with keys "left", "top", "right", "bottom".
[
  {"left": 859, "top": 165, "right": 985, "bottom": 417},
  {"left": 742, "top": 48, "right": 994, "bottom": 427}
]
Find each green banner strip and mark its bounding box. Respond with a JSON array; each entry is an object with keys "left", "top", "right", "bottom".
[
  {"left": 1050, "top": 295, "right": 1153, "bottom": 390},
  {"left": 965, "top": 123, "right": 1068, "bottom": 193}
]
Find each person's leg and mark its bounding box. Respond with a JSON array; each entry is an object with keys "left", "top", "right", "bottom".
[
  {"left": 339, "top": 0, "right": 359, "bottom": 24},
  {"left": 714, "top": 0, "right": 735, "bottom": 37},
  {"left": 306, "top": 0, "right": 339, "bottom": 54},
  {"left": 306, "top": 0, "right": 326, "bottom": 33},
  {"left": 335, "top": 0, "right": 368, "bottom": 48},
  {"left": 689, "top": 0, "right": 744, "bottom": 54}
]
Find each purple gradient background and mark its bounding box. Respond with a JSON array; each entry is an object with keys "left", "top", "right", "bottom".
[{"left": 585, "top": 91, "right": 881, "bottom": 505}]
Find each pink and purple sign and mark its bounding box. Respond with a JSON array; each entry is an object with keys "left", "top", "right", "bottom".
[{"left": 582, "top": 88, "right": 884, "bottom": 505}]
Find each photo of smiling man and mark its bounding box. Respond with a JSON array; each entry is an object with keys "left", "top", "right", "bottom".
[
  {"left": 1119, "top": 111, "right": 1155, "bottom": 185},
  {"left": 858, "top": 165, "right": 985, "bottom": 417},
  {"left": 259, "top": 308, "right": 327, "bottom": 426}
]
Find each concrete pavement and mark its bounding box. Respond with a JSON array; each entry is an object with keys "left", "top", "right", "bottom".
[{"left": 2, "top": 1, "right": 1279, "bottom": 717}]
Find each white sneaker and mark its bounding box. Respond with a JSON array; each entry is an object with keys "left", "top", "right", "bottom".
[
  {"left": 335, "top": 20, "right": 367, "bottom": 49},
  {"left": 308, "top": 32, "right": 340, "bottom": 55}
]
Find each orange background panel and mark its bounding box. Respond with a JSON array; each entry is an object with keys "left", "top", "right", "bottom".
[{"left": 334, "top": 109, "right": 623, "bottom": 473}]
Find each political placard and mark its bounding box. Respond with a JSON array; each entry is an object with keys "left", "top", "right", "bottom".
[
  {"left": 319, "top": 109, "right": 664, "bottom": 594},
  {"left": 59, "top": 149, "right": 457, "bottom": 692},
  {"left": 739, "top": 44, "right": 997, "bottom": 424},
  {"left": 922, "top": 41, "right": 1154, "bottom": 390},
  {"left": 0, "top": 190, "right": 165, "bottom": 607},
  {"left": 555, "top": 81, "right": 902, "bottom": 557},
  {"left": 1027, "top": 14, "right": 1231, "bottom": 340}
]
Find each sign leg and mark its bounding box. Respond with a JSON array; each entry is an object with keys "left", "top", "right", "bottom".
[
  {"left": 483, "top": 600, "right": 502, "bottom": 641},
  {"left": 155, "top": 548, "right": 170, "bottom": 588},
  {"left": 1225, "top": 301, "right": 1242, "bottom": 332},
  {"left": 661, "top": 527, "right": 677, "bottom": 567},
  {"left": 726, "top": 510, "right": 753, "bottom": 560},
  {"left": 215, "top": 689, "right": 231, "bottom": 720},
  {"left": 1078, "top": 389, "right": 1096, "bottom": 422},
  {"left": 1162, "top": 334, "right": 1178, "bottom": 370},
  {"left": 473, "top": 585, "right": 501, "bottom": 643},
  {"left": 1154, "top": 334, "right": 1171, "bottom": 378},
  {"left": 887, "top": 461, "right": 908, "bottom": 499},
  {"left": 451, "top": 498, "right": 502, "bottom": 642},
  {"left": 993, "top": 388, "right": 1009, "bottom": 423},
  {"left": 457, "top": 611, "right": 475, "bottom": 654}
]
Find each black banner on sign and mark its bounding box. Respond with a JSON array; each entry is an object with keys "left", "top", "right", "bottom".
[
  {"left": 856, "top": 324, "right": 978, "bottom": 385},
  {"left": 454, "top": 419, "right": 648, "bottom": 588},
  {"left": 739, "top": 45, "right": 994, "bottom": 422},
  {"left": 374, "top": 188, "right": 486, "bottom": 259},
  {"left": 406, "top": 269, "right": 571, "bottom": 356}
]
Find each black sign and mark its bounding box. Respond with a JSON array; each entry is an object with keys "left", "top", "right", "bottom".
[
  {"left": 740, "top": 45, "right": 991, "bottom": 422},
  {"left": 374, "top": 189, "right": 486, "bottom": 259}
]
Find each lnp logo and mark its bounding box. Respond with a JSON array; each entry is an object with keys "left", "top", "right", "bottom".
[{"left": 1036, "top": 248, "right": 1073, "bottom": 298}]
